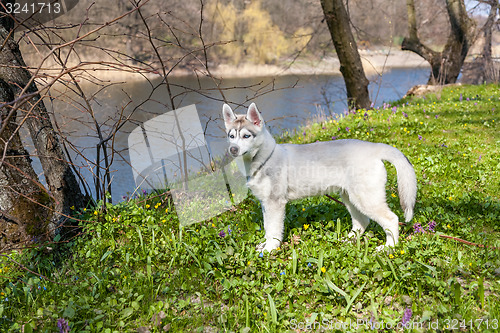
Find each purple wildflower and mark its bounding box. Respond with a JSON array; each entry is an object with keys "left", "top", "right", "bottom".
[
  {"left": 346, "top": 127, "right": 350, "bottom": 132},
  {"left": 218, "top": 230, "right": 226, "bottom": 238},
  {"left": 142, "top": 189, "right": 147, "bottom": 195},
  {"left": 427, "top": 220, "right": 436, "bottom": 232},
  {"left": 466, "top": 97, "right": 470, "bottom": 101},
  {"left": 303, "top": 131, "right": 306, "bottom": 136},
  {"left": 402, "top": 111, "right": 408, "bottom": 118},
  {"left": 413, "top": 223, "right": 424, "bottom": 233},
  {"left": 57, "top": 318, "right": 69, "bottom": 333},
  {"left": 459, "top": 93, "right": 463, "bottom": 102},
  {"left": 227, "top": 227, "right": 232, "bottom": 235},
  {"left": 435, "top": 115, "right": 439, "bottom": 119},
  {"left": 392, "top": 106, "right": 397, "bottom": 113},
  {"left": 401, "top": 307, "right": 412, "bottom": 326},
  {"left": 418, "top": 135, "right": 422, "bottom": 140},
  {"left": 331, "top": 136, "right": 337, "bottom": 140}
]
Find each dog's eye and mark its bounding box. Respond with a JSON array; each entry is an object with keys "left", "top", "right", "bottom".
[
  {"left": 229, "top": 134, "right": 235, "bottom": 139},
  {"left": 242, "top": 134, "right": 251, "bottom": 139}
]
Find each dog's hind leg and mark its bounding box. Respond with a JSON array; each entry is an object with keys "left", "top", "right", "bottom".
[
  {"left": 372, "top": 208, "right": 399, "bottom": 251},
  {"left": 257, "top": 200, "right": 286, "bottom": 253},
  {"left": 348, "top": 191, "right": 399, "bottom": 251},
  {"left": 341, "top": 192, "right": 370, "bottom": 240}
]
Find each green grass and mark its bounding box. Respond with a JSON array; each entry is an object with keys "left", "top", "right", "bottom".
[{"left": 1, "top": 84, "right": 499, "bottom": 332}]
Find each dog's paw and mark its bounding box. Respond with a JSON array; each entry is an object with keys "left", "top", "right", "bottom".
[
  {"left": 341, "top": 232, "right": 357, "bottom": 243},
  {"left": 256, "top": 239, "right": 281, "bottom": 253},
  {"left": 256, "top": 242, "right": 266, "bottom": 252},
  {"left": 375, "top": 244, "right": 395, "bottom": 253}
]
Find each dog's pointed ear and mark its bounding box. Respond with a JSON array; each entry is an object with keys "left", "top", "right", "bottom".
[
  {"left": 246, "top": 103, "right": 263, "bottom": 129},
  {"left": 222, "top": 104, "right": 236, "bottom": 127}
]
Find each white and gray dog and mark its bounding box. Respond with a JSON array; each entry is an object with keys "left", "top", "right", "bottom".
[{"left": 223, "top": 103, "right": 417, "bottom": 252}]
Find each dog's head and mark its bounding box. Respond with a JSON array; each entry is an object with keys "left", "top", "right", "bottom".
[{"left": 222, "top": 103, "right": 265, "bottom": 157}]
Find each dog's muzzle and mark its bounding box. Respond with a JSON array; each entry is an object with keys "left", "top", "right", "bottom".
[{"left": 229, "top": 146, "right": 239, "bottom": 157}]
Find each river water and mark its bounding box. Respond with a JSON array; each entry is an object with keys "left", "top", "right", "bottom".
[{"left": 38, "top": 67, "right": 429, "bottom": 201}]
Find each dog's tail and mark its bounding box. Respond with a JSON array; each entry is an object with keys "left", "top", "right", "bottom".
[{"left": 382, "top": 146, "right": 417, "bottom": 222}]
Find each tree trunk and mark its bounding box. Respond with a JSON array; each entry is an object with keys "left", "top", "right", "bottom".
[
  {"left": 0, "top": 7, "right": 84, "bottom": 246},
  {"left": 402, "top": 0, "right": 474, "bottom": 85},
  {"left": 0, "top": 79, "right": 53, "bottom": 247},
  {"left": 320, "top": 0, "right": 371, "bottom": 110},
  {"left": 480, "top": 0, "right": 499, "bottom": 83}
]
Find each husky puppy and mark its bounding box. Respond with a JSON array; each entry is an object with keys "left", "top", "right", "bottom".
[{"left": 223, "top": 103, "right": 417, "bottom": 252}]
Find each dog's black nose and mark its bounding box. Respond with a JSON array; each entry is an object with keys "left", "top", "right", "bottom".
[{"left": 230, "top": 146, "right": 239, "bottom": 156}]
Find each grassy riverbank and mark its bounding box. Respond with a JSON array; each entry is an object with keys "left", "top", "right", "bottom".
[{"left": 1, "top": 84, "right": 499, "bottom": 332}]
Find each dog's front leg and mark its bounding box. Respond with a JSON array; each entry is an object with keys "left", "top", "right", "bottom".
[{"left": 257, "top": 200, "right": 286, "bottom": 253}]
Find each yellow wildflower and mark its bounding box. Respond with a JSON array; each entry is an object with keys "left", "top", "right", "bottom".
[
  {"left": 321, "top": 267, "right": 326, "bottom": 273},
  {"left": 303, "top": 224, "right": 310, "bottom": 230}
]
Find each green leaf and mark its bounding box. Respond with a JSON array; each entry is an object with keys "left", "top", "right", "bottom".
[
  {"left": 267, "top": 294, "right": 278, "bottom": 325},
  {"left": 100, "top": 249, "right": 113, "bottom": 262},
  {"left": 63, "top": 305, "right": 75, "bottom": 319},
  {"left": 386, "top": 255, "right": 399, "bottom": 280},
  {"left": 344, "top": 281, "right": 366, "bottom": 315},
  {"left": 146, "top": 256, "right": 152, "bottom": 276},
  {"left": 24, "top": 323, "right": 33, "bottom": 333},
  {"left": 307, "top": 312, "right": 318, "bottom": 325},
  {"left": 323, "top": 274, "right": 349, "bottom": 300},
  {"left": 292, "top": 249, "right": 297, "bottom": 275},
  {"left": 120, "top": 307, "right": 134, "bottom": 319},
  {"left": 317, "top": 250, "right": 324, "bottom": 276}
]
